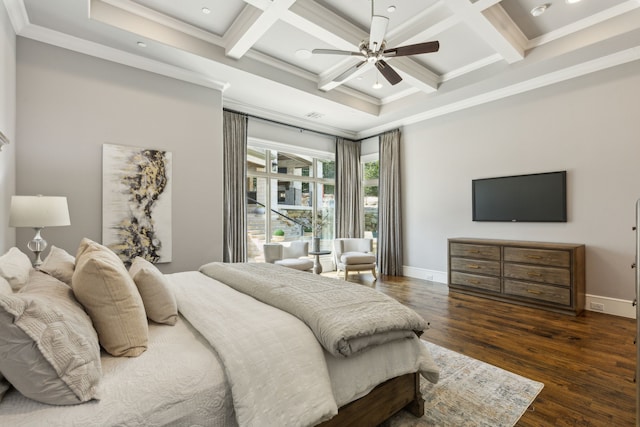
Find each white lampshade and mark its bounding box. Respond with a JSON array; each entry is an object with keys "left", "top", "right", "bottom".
[{"left": 9, "top": 195, "right": 71, "bottom": 228}]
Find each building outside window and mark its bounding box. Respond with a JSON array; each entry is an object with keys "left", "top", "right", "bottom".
[{"left": 246, "top": 142, "right": 335, "bottom": 262}]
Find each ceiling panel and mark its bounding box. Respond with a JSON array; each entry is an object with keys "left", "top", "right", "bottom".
[
  {"left": 501, "top": 0, "right": 630, "bottom": 40},
  {"left": 131, "top": 0, "right": 246, "bottom": 36}
]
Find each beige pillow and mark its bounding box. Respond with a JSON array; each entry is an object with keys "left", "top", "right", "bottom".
[
  {"left": 72, "top": 238, "right": 148, "bottom": 357},
  {"left": 0, "top": 247, "right": 33, "bottom": 291},
  {"left": 0, "top": 271, "right": 101, "bottom": 405},
  {"left": 39, "top": 245, "right": 75, "bottom": 285},
  {"left": 129, "top": 257, "right": 178, "bottom": 325}
]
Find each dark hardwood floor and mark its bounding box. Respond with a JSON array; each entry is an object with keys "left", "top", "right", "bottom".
[{"left": 345, "top": 272, "right": 636, "bottom": 426}]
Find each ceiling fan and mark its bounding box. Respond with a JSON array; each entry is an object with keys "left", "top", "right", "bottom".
[{"left": 312, "top": 1, "right": 440, "bottom": 86}]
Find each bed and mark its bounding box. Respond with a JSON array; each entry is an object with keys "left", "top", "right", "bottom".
[{"left": 0, "top": 239, "right": 439, "bottom": 427}]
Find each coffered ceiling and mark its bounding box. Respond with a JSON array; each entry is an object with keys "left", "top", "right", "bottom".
[{"left": 5, "top": 0, "right": 640, "bottom": 138}]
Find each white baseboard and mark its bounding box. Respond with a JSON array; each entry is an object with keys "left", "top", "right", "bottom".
[
  {"left": 402, "top": 266, "right": 635, "bottom": 319},
  {"left": 402, "top": 266, "right": 448, "bottom": 284},
  {"left": 585, "top": 294, "right": 635, "bottom": 319}
]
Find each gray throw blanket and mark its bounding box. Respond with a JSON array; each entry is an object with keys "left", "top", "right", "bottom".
[{"left": 199, "top": 262, "right": 429, "bottom": 358}]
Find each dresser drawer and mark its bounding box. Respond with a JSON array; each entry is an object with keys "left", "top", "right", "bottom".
[
  {"left": 450, "top": 243, "right": 500, "bottom": 261},
  {"left": 504, "top": 263, "right": 570, "bottom": 286},
  {"left": 450, "top": 257, "right": 500, "bottom": 276},
  {"left": 504, "top": 247, "right": 570, "bottom": 267},
  {"left": 504, "top": 280, "right": 571, "bottom": 306},
  {"left": 451, "top": 272, "right": 501, "bottom": 292}
]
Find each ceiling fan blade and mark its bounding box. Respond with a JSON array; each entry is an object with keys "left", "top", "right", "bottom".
[
  {"left": 369, "top": 15, "right": 389, "bottom": 52},
  {"left": 376, "top": 60, "right": 402, "bottom": 85},
  {"left": 312, "top": 49, "right": 361, "bottom": 56},
  {"left": 383, "top": 41, "right": 440, "bottom": 57},
  {"left": 334, "top": 61, "right": 367, "bottom": 82}
]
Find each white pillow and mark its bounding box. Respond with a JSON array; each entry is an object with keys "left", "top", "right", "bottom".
[
  {"left": 0, "top": 271, "right": 102, "bottom": 405},
  {"left": 39, "top": 245, "right": 75, "bottom": 285},
  {"left": 0, "top": 277, "right": 12, "bottom": 295},
  {"left": 129, "top": 257, "right": 178, "bottom": 325},
  {"left": 0, "top": 247, "right": 33, "bottom": 291},
  {"left": 0, "top": 277, "right": 10, "bottom": 402}
]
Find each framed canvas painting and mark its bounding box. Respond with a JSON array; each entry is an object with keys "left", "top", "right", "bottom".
[{"left": 102, "top": 143, "right": 172, "bottom": 264}]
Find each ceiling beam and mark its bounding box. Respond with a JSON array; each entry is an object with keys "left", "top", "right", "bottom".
[
  {"left": 446, "top": 0, "right": 526, "bottom": 64},
  {"left": 224, "top": 0, "right": 297, "bottom": 59},
  {"left": 285, "top": 0, "right": 364, "bottom": 51}
]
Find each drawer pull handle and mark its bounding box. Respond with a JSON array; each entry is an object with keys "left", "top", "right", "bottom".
[
  {"left": 527, "top": 289, "right": 542, "bottom": 295},
  {"left": 470, "top": 250, "right": 480, "bottom": 254},
  {"left": 469, "top": 280, "right": 480, "bottom": 284},
  {"left": 526, "top": 255, "right": 542, "bottom": 259},
  {"left": 527, "top": 272, "right": 543, "bottom": 277},
  {"left": 467, "top": 264, "right": 480, "bottom": 269}
]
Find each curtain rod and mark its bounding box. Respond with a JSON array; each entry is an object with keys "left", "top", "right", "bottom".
[
  {"left": 223, "top": 108, "right": 397, "bottom": 142},
  {"left": 224, "top": 108, "right": 347, "bottom": 140}
]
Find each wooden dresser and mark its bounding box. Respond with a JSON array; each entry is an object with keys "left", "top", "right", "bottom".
[{"left": 448, "top": 238, "right": 585, "bottom": 315}]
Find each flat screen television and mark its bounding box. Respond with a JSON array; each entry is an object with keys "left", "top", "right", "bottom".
[{"left": 472, "top": 171, "right": 567, "bottom": 222}]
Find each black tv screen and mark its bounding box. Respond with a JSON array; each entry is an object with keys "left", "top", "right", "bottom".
[{"left": 472, "top": 171, "right": 567, "bottom": 222}]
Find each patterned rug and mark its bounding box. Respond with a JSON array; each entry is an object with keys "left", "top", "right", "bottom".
[{"left": 382, "top": 341, "right": 544, "bottom": 427}]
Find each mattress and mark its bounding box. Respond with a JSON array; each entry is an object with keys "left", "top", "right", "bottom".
[{"left": 0, "top": 316, "right": 236, "bottom": 427}]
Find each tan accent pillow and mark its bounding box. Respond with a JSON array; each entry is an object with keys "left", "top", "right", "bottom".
[
  {"left": 72, "top": 238, "right": 148, "bottom": 357},
  {"left": 129, "top": 257, "right": 178, "bottom": 325},
  {"left": 39, "top": 245, "right": 75, "bottom": 285},
  {"left": 0, "top": 247, "right": 33, "bottom": 291},
  {"left": 0, "top": 271, "right": 101, "bottom": 405}
]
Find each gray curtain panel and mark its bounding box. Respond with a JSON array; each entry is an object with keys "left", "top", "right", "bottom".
[
  {"left": 378, "top": 129, "right": 402, "bottom": 276},
  {"left": 335, "top": 137, "right": 363, "bottom": 238},
  {"left": 223, "top": 111, "right": 248, "bottom": 263}
]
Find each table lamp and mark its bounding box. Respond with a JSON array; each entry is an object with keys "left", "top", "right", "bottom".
[{"left": 9, "top": 195, "right": 71, "bottom": 267}]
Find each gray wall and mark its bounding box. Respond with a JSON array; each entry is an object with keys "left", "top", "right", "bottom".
[
  {"left": 401, "top": 59, "right": 640, "bottom": 302},
  {"left": 16, "top": 38, "right": 223, "bottom": 272},
  {"left": 0, "top": 5, "right": 16, "bottom": 251}
]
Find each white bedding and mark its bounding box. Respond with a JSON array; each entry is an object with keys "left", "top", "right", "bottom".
[
  {"left": 0, "top": 317, "right": 235, "bottom": 427},
  {"left": 168, "top": 271, "right": 439, "bottom": 427},
  {"left": 0, "top": 270, "right": 438, "bottom": 427}
]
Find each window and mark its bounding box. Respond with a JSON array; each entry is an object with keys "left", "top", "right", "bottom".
[
  {"left": 362, "top": 156, "right": 379, "bottom": 241},
  {"left": 246, "top": 143, "right": 335, "bottom": 262}
]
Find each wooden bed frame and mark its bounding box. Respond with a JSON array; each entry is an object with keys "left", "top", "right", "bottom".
[{"left": 318, "top": 372, "right": 424, "bottom": 427}]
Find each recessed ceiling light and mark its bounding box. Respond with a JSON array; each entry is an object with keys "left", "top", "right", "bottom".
[
  {"left": 387, "top": 5, "right": 396, "bottom": 13},
  {"left": 295, "top": 49, "right": 312, "bottom": 59},
  {"left": 136, "top": 41, "right": 147, "bottom": 48},
  {"left": 530, "top": 3, "right": 550, "bottom": 17},
  {"left": 565, "top": 0, "right": 582, "bottom": 3},
  {"left": 201, "top": 7, "right": 211, "bottom": 14}
]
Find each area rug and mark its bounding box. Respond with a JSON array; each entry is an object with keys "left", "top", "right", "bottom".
[{"left": 382, "top": 341, "right": 544, "bottom": 427}]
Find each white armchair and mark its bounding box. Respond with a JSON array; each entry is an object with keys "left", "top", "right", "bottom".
[
  {"left": 333, "top": 238, "right": 377, "bottom": 280},
  {"left": 263, "top": 241, "right": 314, "bottom": 272}
]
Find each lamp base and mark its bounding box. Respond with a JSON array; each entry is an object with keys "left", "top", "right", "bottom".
[{"left": 27, "top": 227, "right": 47, "bottom": 268}]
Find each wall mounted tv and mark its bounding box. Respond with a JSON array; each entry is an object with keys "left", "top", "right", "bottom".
[{"left": 472, "top": 171, "right": 567, "bottom": 222}]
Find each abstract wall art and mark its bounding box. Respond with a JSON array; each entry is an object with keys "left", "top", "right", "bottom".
[{"left": 102, "top": 143, "right": 172, "bottom": 264}]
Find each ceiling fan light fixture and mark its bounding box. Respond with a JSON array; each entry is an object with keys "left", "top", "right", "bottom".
[{"left": 530, "top": 4, "right": 550, "bottom": 17}]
